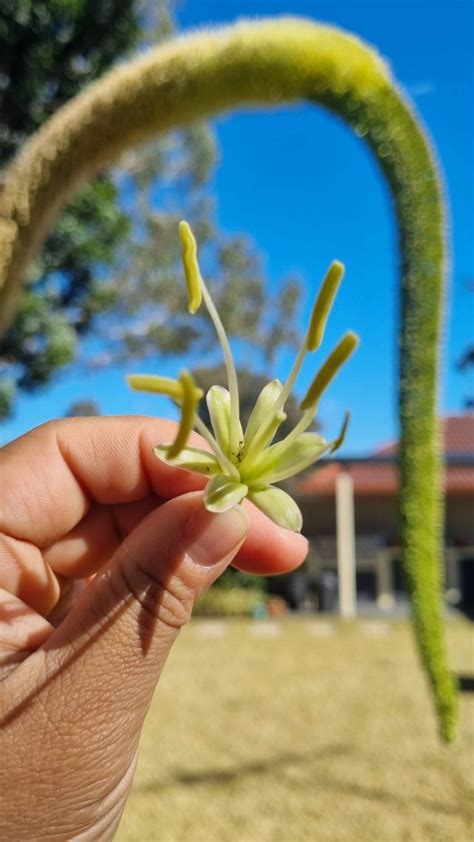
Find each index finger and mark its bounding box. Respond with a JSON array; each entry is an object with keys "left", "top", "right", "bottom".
[
  {"left": 0, "top": 417, "right": 207, "bottom": 546},
  {"left": 0, "top": 417, "right": 307, "bottom": 573}
]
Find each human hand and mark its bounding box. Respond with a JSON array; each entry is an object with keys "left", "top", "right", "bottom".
[{"left": 0, "top": 417, "right": 307, "bottom": 841}]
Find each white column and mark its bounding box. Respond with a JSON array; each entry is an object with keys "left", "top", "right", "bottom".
[
  {"left": 376, "top": 551, "right": 395, "bottom": 611},
  {"left": 336, "top": 471, "right": 357, "bottom": 619},
  {"left": 445, "top": 549, "right": 461, "bottom": 606}
]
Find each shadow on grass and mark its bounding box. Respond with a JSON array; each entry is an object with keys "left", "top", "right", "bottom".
[
  {"left": 135, "top": 743, "right": 472, "bottom": 823},
  {"left": 136, "top": 744, "right": 347, "bottom": 791}
]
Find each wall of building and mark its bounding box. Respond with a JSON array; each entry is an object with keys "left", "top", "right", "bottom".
[
  {"left": 300, "top": 493, "right": 474, "bottom": 547},
  {"left": 446, "top": 497, "right": 474, "bottom": 545},
  {"left": 299, "top": 491, "right": 474, "bottom": 612}
]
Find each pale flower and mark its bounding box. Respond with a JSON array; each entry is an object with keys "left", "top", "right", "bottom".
[{"left": 127, "top": 222, "right": 359, "bottom": 532}]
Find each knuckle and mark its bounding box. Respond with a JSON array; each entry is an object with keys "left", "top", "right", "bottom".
[{"left": 118, "top": 560, "right": 195, "bottom": 632}]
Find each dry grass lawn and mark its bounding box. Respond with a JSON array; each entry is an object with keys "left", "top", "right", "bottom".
[{"left": 117, "top": 618, "right": 473, "bottom": 842}]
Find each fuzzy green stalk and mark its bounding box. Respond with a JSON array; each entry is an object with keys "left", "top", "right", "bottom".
[{"left": 0, "top": 17, "right": 457, "bottom": 739}]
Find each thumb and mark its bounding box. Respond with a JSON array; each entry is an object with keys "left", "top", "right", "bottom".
[{"left": 1, "top": 493, "right": 248, "bottom": 839}]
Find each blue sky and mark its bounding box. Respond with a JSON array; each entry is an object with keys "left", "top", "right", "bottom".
[{"left": 1, "top": 0, "right": 473, "bottom": 450}]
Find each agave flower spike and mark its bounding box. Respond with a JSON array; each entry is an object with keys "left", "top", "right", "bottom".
[{"left": 127, "top": 221, "right": 359, "bottom": 532}]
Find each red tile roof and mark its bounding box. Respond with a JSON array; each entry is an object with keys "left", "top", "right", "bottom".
[
  {"left": 375, "top": 413, "right": 474, "bottom": 456},
  {"left": 298, "top": 414, "right": 474, "bottom": 498}
]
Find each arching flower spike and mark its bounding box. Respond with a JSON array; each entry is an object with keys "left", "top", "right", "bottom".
[{"left": 127, "top": 221, "right": 359, "bottom": 532}]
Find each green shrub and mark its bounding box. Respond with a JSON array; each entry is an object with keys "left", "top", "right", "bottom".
[{"left": 194, "top": 587, "right": 267, "bottom": 617}]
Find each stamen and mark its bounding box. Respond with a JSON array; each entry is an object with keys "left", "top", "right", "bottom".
[
  {"left": 300, "top": 332, "right": 359, "bottom": 411},
  {"left": 200, "top": 283, "right": 242, "bottom": 454},
  {"left": 179, "top": 221, "right": 203, "bottom": 314},
  {"left": 179, "top": 221, "right": 241, "bottom": 457},
  {"left": 306, "top": 261, "right": 344, "bottom": 351},
  {"left": 167, "top": 371, "right": 202, "bottom": 458},
  {"left": 277, "top": 343, "right": 308, "bottom": 413},
  {"left": 279, "top": 407, "right": 316, "bottom": 445},
  {"left": 243, "top": 262, "right": 344, "bottom": 458}
]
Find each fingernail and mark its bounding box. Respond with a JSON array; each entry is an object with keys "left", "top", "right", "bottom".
[{"left": 185, "top": 505, "right": 249, "bottom": 567}]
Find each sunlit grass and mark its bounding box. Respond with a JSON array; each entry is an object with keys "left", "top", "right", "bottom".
[{"left": 118, "top": 618, "right": 473, "bottom": 842}]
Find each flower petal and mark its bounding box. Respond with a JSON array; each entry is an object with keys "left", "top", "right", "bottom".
[
  {"left": 248, "top": 485, "right": 303, "bottom": 532},
  {"left": 243, "top": 432, "right": 329, "bottom": 485},
  {"left": 154, "top": 445, "right": 222, "bottom": 476},
  {"left": 243, "top": 379, "right": 283, "bottom": 450},
  {"left": 206, "top": 385, "right": 237, "bottom": 454},
  {"left": 204, "top": 475, "right": 248, "bottom": 513}
]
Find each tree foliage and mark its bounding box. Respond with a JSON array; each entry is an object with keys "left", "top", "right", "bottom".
[
  {"left": 65, "top": 399, "right": 100, "bottom": 417},
  {"left": 0, "top": 0, "right": 302, "bottom": 417},
  {"left": 0, "top": 0, "right": 141, "bottom": 159},
  {"left": 92, "top": 200, "right": 302, "bottom": 370},
  {"left": 0, "top": 0, "right": 140, "bottom": 413}
]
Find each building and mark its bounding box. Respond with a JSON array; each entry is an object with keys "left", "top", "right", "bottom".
[{"left": 293, "top": 413, "right": 474, "bottom": 616}]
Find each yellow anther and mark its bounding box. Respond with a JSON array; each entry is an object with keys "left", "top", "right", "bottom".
[
  {"left": 306, "top": 260, "right": 345, "bottom": 352},
  {"left": 127, "top": 374, "right": 184, "bottom": 401},
  {"left": 166, "top": 370, "right": 202, "bottom": 459},
  {"left": 179, "top": 220, "right": 202, "bottom": 314},
  {"left": 300, "top": 331, "right": 359, "bottom": 410},
  {"left": 127, "top": 373, "right": 203, "bottom": 404}
]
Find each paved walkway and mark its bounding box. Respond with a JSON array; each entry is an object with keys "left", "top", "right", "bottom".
[{"left": 193, "top": 618, "right": 393, "bottom": 638}]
